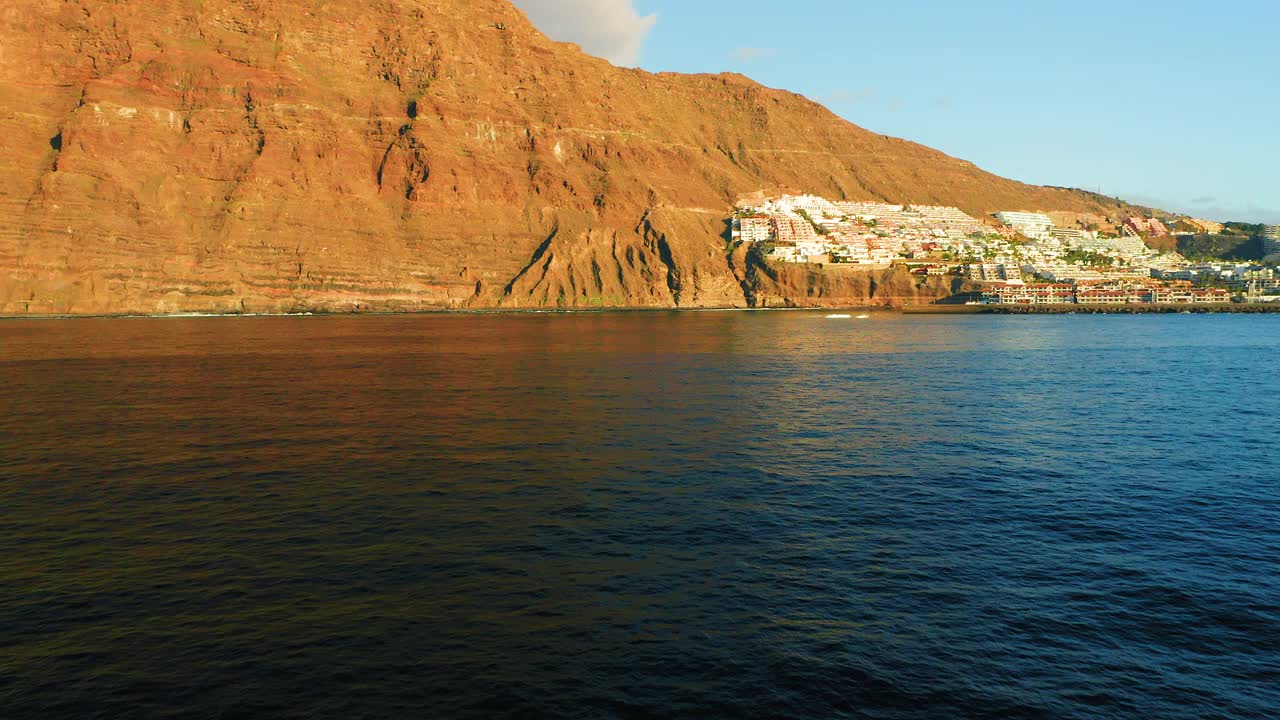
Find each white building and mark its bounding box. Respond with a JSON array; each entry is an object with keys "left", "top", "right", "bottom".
[
  {"left": 767, "top": 194, "right": 841, "bottom": 219},
  {"left": 996, "top": 211, "right": 1056, "bottom": 241},
  {"left": 733, "top": 216, "right": 773, "bottom": 243},
  {"left": 768, "top": 246, "right": 802, "bottom": 263},
  {"left": 1264, "top": 226, "right": 1280, "bottom": 257},
  {"left": 967, "top": 263, "right": 1023, "bottom": 283}
]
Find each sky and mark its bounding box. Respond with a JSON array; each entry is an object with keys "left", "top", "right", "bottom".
[{"left": 511, "top": 0, "right": 1278, "bottom": 223}]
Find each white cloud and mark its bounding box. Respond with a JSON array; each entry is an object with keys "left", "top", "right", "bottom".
[
  {"left": 730, "top": 47, "right": 777, "bottom": 63},
  {"left": 513, "top": 0, "right": 657, "bottom": 67}
]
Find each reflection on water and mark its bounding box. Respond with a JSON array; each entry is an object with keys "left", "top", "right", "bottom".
[{"left": 2, "top": 313, "right": 1278, "bottom": 719}]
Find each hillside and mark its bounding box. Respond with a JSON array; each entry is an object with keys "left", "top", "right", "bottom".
[
  {"left": 1174, "top": 235, "right": 1265, "bottom": 262},
  {"left": 1, "top": 0, "right": 1154, "bottom": 315}
]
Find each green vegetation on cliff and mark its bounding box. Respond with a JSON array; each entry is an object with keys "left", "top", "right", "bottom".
[
  {"left": 1176, "top": 235, "right": 1264, "bottom": 262},
  {"left": 1222, "top": 222, "right": 1266, "bottom": 237}
]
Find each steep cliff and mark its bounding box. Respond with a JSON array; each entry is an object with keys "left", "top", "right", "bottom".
[{"left": 0, "top": 0, "right": 1141, "bottom": 315}]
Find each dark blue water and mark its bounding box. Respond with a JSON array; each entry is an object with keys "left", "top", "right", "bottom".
[{"left": 2, "top": 313, "right": 1278, "bottom": 719}]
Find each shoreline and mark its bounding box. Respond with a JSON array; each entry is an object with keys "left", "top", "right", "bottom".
[
  {"left": 4, "top": 303, "right": 1280, "bottom": 320},
  {"left": 903, "top": 303, "right": 1280, "bottom": 314},
  {"left": 0, "top": 306, "right": 870, "bottom": 321}
]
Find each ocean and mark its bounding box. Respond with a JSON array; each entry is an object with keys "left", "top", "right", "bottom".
[{"left": 2, "top": 312, "right": 1277, "bottom": 719}]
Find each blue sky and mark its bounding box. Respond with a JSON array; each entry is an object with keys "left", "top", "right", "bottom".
[{"left": 516, "top": 0, "right": 1278, "bottom": 223}]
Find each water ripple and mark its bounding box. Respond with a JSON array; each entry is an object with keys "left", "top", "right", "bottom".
[{"left": 1, "top": 313, "right": 1278, "bottom": 719}]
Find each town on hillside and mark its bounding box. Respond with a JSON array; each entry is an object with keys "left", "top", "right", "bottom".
[{"left": 731, "top": 195, "right": 1280, "bottom": 306}]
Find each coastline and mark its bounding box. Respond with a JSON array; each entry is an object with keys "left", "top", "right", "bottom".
[
  {"left": 903, "top": 303, "right": 1280, "bottom": 314},
  {"left": 0, "top": 307, "right": 865, "bottom": 321},
  {"left": 4, "top": 303, "right": 1280, "bottom": 321}
]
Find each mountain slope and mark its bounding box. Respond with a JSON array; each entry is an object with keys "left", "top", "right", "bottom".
[{"left": 0, "top": 0, "right": 1140, "bottom": 314}]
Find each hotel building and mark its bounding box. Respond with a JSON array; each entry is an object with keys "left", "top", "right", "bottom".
[
  {"left": 995, "top": 212, "right": 1055, "bottom": 240},
  {"left": 1265, "top": 226, "right": 1280, "bottom": 256}
]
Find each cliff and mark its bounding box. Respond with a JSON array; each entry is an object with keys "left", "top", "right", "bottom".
[{"left": 0, "top": 0, "right": 1144, "bottom": 315}]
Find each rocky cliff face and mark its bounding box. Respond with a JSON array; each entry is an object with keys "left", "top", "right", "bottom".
[{"left": 1, "top": 0, "right": 1136, "bottom": 315}]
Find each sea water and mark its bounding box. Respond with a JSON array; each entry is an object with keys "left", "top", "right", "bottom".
[{"left": 2, "top": 313, "right": 1277, "bottom": 719}]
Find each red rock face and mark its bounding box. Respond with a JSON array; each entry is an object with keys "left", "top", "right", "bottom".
[{"left": 0, "top": 0, "right": 1133, "bottom": 315}]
